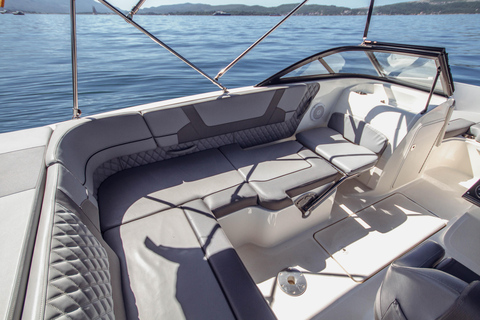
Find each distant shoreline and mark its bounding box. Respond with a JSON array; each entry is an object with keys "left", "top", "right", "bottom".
[
  {"left": 2, "top": 1, "right": 479, "bottom": 16},
  {"left": 2, "top": 12, "right": 479, "bottom": 16}
]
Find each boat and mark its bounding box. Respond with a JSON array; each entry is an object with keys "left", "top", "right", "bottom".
[
  {"left": 12, "top": 11, "right": 24, "bottom": 15},
  {"left": 92, "top": 6, "right": 97, "bottom": 15},
  {"left": 213, "top": 10, "right": 231, "bottom": 15},
  {"left": 2, "top": 0, "right": 480, "bottom": 319}
]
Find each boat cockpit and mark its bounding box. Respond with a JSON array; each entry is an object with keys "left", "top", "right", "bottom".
[{"left": 1, "top": 1, "right": 480, "bottom": 319}]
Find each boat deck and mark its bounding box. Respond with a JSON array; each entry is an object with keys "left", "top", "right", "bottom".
[{"left": 234, "top": 137, "right": 480, "bottom": 319}]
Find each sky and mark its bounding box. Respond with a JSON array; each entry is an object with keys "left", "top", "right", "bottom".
[{"left": 109, "top": 0, "right": 413, "bottom": 10}]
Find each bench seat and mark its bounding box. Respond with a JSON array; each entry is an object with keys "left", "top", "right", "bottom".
[
  {"left": 103, "top": 200, "right": 274, "bottom": 319},
  {"left": 297, "top": 112, "right": 388, "bottom": 176},
  {"left": 220, "top": 141, "right": 339, "bottom": 210},
  {"left": 98, "top": 148, "right": 249, "bottom": 232},
  {"left": 297, "top": 127, "right": 379, "bottom": 175},
  {"left": 97, "top": 139, "right": 340, "bottom": 319}
]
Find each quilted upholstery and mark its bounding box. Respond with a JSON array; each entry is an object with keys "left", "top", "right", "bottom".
[
  {"left": 92, "top": 83, "right": 319, "bottom": 193},
  {"left": 44, "top": 203, "right": 114, "bottom": 320}
]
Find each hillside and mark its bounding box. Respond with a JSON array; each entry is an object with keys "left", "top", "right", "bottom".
[
  {"left": 139, "top": 3, "right": 352, "bottom": 16},
  {"left": 1, "top": 0, "right": 479, "bottom": 15},
  {"left": 373, "top": 1, "right": 480, "bottom": 14},
  {"left": 2, "top": 0, "right": 110, "bottom": 14},
  {"left": 139, "top": 1, "right": 480, "bottom": 15}
]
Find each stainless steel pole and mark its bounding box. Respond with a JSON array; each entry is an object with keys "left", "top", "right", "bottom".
[
  {"left": 421, "top": 66, "right": 442, "bottom": 115},
  {"left": 128, "top": 0, "right": 147, "bottom": 19},
  {"left": 99, "top": 0, "right": 228, "bottom": 93},
  {"left": 70, "top": 0, "right": 80, "bottom": 118},
  {"left": 214, "top": 0, "right": 309, "bottom": 81}
]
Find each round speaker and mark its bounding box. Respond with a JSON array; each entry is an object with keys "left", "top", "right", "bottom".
[{"left": 310, "top": 103, "right": 325, "bottom": 121}]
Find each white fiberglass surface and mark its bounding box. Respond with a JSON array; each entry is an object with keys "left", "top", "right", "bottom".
[
  {"left": 233, "top": 135, "right": 480, "bottom": 319},
  {"left": 314, "top": 193, "right": 446, "bottom": 282}
]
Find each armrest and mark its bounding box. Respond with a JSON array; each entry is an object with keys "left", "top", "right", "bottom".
[{"left": 393, "top": 240, "right": 445, "bottom": 269}]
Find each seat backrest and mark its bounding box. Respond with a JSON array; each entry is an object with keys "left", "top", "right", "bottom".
[
  {"left": 328, "top": 112, "right": 388, "bottom": 154},
  {"left": 45, "top": 113, "right": 157, "bottom": 196},
  {"left": 22, "top": 164, "right": 127, "bottom": 320}
]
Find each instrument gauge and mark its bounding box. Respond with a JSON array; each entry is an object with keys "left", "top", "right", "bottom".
[{"left": 476, "top": 185, "right": 480, "bottom": 198}]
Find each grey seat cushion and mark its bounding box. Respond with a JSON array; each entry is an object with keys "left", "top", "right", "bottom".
[
  {"left": 220, "top": 141, "right": 339, "bottom": 210},
  {"left": 103, "top": 200, "right": 275, "bottom": 320},
  {"left": 103, "top": 207, "right": 236, "bottom": 320},
  {"left": 98, "top": 148, "right": 245, "bottom": 232},
  {"left": 183, "top": 200, "right": 276, "bottom": 320},
  {"left": 328, "top": 112, "right": 388, "bottom": 154},
  {"left": 297, "top": 127, "right": 379, "bottom": 175}
]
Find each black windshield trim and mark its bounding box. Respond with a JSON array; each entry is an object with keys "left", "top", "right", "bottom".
[{"left": 257, "top": 43, "right": 454, "bottom": 96}]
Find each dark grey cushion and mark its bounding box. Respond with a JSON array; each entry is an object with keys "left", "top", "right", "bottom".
[
  {"left": 220, "top": 141, "right": 339, "bottom": 210},
  {"left": 203, "top": 183, "right": 258, "bottom": 218},
  {"left": 328, "top": 112, "right": 388, "bottom": 154},
  {"left": 435, "top": 257, "right": 480, "bottom": 284},
  {"left": 297, "top": 127, "right": 379, "bottom": 175},
  {"left": 375, "top": 240, "right": 480, "bottom": 320}
]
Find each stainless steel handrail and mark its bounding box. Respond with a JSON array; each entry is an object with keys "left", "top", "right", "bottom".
[
  {"left": 99, "top": 0, "right": 228, "bottom": 93},
  {"left": 70, "top": 0, "right": 80, "bottom": 118},
  {"left": 214, "top": 0, "right": 309, "bottom": 81}
]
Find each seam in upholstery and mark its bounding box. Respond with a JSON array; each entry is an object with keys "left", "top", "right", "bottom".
[
  {"left": 181, "top": 207, "right": 237, "bottom": 319},
  {"left": 82, "top": 137, "right": 154, "bottom": 185}
]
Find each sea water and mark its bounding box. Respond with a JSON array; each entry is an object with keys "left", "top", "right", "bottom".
[{"left": 0, "top": 14, "right": 479, "bottom": 133}]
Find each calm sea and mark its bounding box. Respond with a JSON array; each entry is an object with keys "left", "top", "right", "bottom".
[{"left": 0, "top": 14, "right": 479, "bottom": 133}]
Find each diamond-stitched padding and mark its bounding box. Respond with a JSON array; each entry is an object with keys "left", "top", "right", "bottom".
[
  {"left": 93, "top": 83, "right": 319, "bottom": 193},
  {"left": 45, "top": 204, "right": 114, "bottom": 320}
]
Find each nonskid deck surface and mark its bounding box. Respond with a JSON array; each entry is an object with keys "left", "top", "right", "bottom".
[{"left": 235, "top": 164, "right": 478, "bottom": 320}]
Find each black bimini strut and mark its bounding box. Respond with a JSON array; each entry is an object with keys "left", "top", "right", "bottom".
[{"left": 363, "top": 0, "right": 375, "bottom": 44}]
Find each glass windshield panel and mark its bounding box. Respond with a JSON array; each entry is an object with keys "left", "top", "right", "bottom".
[
  {"left": 283, "top": 60, "right": 329, "bottom": 77},
  {"left": 281, "top": 51, "right": 379, "bottom": 79},
  {"left": 373, "top": 52, "right": 443, "bottom": 92},
  {"left": 280, "top": 49, "right": 444, "bottom": 93}
]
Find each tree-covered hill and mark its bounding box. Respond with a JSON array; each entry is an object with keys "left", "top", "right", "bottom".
[{"left": 2, "top": 0, "right": 479, "bottom": 15}]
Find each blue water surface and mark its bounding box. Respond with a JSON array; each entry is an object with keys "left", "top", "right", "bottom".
[{"left": 0, "top": 14, "right": 479, "bottom": 133}]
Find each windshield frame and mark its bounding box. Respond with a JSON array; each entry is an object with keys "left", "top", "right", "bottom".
[{"left": 257, "top": 42, "right": 454, "bottom": 97}]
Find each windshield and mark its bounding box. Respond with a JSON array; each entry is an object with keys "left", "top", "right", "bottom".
[{"left": 279, "top": 48, "right": 445, "bottom": 94}]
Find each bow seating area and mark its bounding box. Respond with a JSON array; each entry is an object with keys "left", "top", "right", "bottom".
[{"left": 14, "top": 81, "right": 456, "bottom": 319}]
